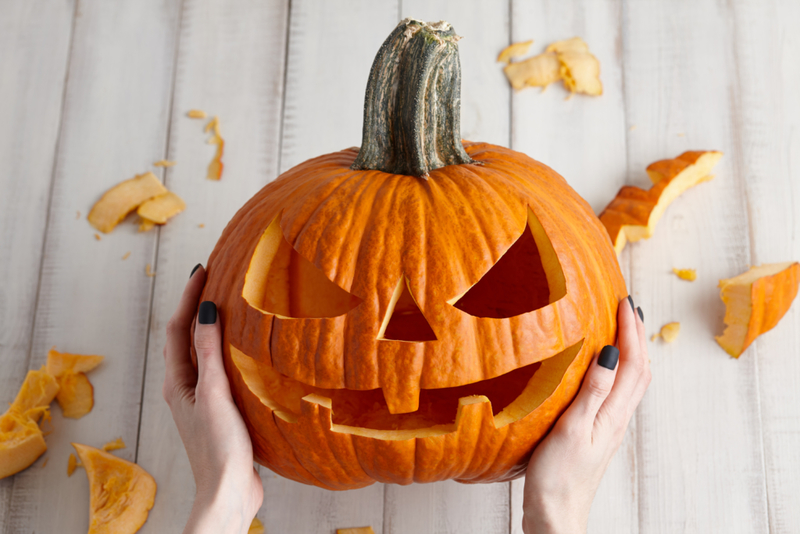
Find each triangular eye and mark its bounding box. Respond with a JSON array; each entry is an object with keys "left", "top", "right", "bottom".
[
  {"left": 378, "top": 275, "right": 437, "bottom": 342},
  {"left": 450, "top": 206, "right": 567, "bottom": 318},
  {"left": 243, "top": 215, "right": 362, "bottom": 318}
]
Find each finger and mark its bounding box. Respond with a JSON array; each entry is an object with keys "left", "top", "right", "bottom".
[
  {"left": 194, "top": 300, "right": 233, "bottom": 401},
  {"left": 559, "top": 345, "right": 620, "bottom": 430},
  {"left": 164, "top": 265, "right": 205, "bottom": 402},
  {"left": 626, "top": 307, "right": 651, "bottom": 416},
  {"left": 596, "top": 297, "right": 647, "bottom": 428}
]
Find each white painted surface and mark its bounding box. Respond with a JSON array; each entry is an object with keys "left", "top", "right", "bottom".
[{"left": 2, "top": 1, "right": 799, "bottom": 533}]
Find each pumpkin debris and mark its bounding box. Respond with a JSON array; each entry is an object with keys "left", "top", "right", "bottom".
[
  {"left": 652, "top": 322, "right": 681, "bottom": 343},
  {"left": 41, "top": 456, "right": 48, "bottom": 468},
  {"left": 0, "top": 368, "right": 59, "bottom": 479},
  {"left": 94, "top": 233, "right": 101, "bottom": 241},
  {"left": 137, "top": 191, "right": 186, "bottom": 224},
  {"left": 153, "top": 160, "right": 176, "bottom": 167},
  {"left": 546, "top": 37, "right": 602, "bottom": 95},
  {"left": 102, "top": 437, "right": 126, "bottom": 452},
  {"left": 198, "top": 223, "right": 205, "bottom": 228},
  {"left": 145, "top": 264, "right": 156, "bottom": 277},
  {"left": 337, "top": 528, "right": 374, "bottom": 534},
  {"left": 88, "top": 172, "right": 168, "bottom": 233},
  {"left": 249, "top": 517, "right": 265, "bottom": 534},
  {"left": 76, "top": 210, "right": 81, "bottom": 219},
  {"left": 122, "top": 251, "right": 131, "bottom": 260},
  {"left": 672, "top": 268, "right": 697, "bottom": 281},
  {"left": 716, "top": 262, "right": 800, "bottom": 358},
  {"left": 187, "top": 109, "right": 207, "bottom": 119},
  {"left": 205, "top": 116, "right": 225, "bottom": 180},
  {"left": 67, "top": 452, "right": 81, "bottom": 476},
  {"left": 72, "top": 443, "right": 157, "bottom": 533},
  {"left": 599, "top": 151, "right": 723, "bottom": 254},
  {"left": 503, "top": 53, "right": 561, "bottom": 90},
  {"left": 497, "top": 39, "right": 534, "bottom": 64},
  {"left": 46, "top": 348, "right": 104, "bottom": 420},
  {"left": 138, "top": 218, "right": 157, "bottom": 232}
]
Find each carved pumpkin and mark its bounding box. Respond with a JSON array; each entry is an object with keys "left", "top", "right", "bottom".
[{"left": 198, "top": 19, "right": 626, "bottom": 490}]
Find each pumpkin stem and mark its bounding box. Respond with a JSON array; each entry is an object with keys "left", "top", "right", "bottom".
[{"left": 351, "top": 19, "right": 475, "bottom": 179}]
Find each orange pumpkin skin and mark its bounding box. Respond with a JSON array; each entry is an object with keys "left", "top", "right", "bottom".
[{"left": 200, "top": 141, "right": 626, "bottom": 489}]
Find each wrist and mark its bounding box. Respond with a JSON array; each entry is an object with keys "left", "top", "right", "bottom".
[
  {"left": 184, "top": 490, "right": 252, "bottom": 534},
  {"left": 522, "top": 494, "right": 586, "bottom": 534}
]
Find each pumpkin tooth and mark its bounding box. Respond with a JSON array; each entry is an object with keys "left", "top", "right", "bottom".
[{"left": 381, "top": 383, "right": 421, "bottom": 415}]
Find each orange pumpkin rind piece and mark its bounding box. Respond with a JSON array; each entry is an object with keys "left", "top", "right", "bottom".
[
  {"left": 652, "top": 322, "right": 680, "bottom": 343},
  {"left": 599, "top": 151, "right": 723, "bottom": 254},
  {"left": 0, "top": 369, "right": 59, "bottom": 479},
  {"left": 672, "top": 268, "right": 697, "bottom": 281},
  {"left": 715, "top": 262, "right": 800, "bottom": 358},
  {"left": 138, "top": 218, "right": 157, "bottom": 232},
  {"left": 87, "top": 172, "right": 168, "bottom": 233},
  {"left": 136, "top": 191, "right": 186, "bottom": 224},
  {"left": 102, "top": 437, "right": 126, "bottom": 452},
  {"left": 46, "top": 348, "right": 104, "bottom": 377},
  {"left": 248, "top": 517, "right": 266, "bottom": 534},
  {"left": 46, "top": 349, "right": 103, "bottom": 419},
  {"left": 503, "top": 53, "right": 561, "bottom": 91},
  {"left": 546, "top": 37, "right": 602, "bottom": 96},
  {"left": 205, "top": 116, "right": 224, "bottom": 180},
  {"left": 72, "top": 443, "right": 157, "bottom": 534},
  {"left": 337, "top": 528, "right": 375, "bottom": 534},
  {"left": 497, "top": 39, "right": 534, "bottom": 64}
]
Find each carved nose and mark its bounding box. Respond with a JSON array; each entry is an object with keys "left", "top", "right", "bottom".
[{"left": 378, "top": 275, "right": 437, "bottom": 342}]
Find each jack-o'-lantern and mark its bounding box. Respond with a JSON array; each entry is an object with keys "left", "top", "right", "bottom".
[{"left": 198, "top": 19, "right": 626, "bottom": 490}]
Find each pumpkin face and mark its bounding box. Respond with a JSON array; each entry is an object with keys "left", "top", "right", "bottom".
[{"left": 198, "top": 19, "right": 625, "bottom": 490}]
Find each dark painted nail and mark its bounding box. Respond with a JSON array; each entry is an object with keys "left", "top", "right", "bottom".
[
  {"left": 637, "top": 306, "right": 644, "bottom": 322},
  {"left": 627, "top": 295, "right": 635, "bottom": 313},
  {"left": 198, "top": 301, "right": 217, "bottom": 325},
  {"left": 190, "top": 264, "right": 202, "bottom": 278},
  {"left": 597, "top": 345, "right": 620, "bottom": 370}
]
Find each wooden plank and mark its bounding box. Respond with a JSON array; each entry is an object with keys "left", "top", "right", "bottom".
[
  {"left": 509, "top": 2, "right": 634, "bottom": 533},
  {"left": 621, "top": 0, "right": 770, "bottom": 532},
  {"left": 0, "top": 0, "right": 75, "bottom": 528},
  {"left": 4, "top": 0, "right": 182, "bottom": 531},
  {"left": 134, "top": 0, "right": 291, "bottom": 530},
  {"left": 380, "top": 2, "right": 512, "bottom": 533},
  {"left": 729, "top": 1, "right": 800, "bottom": 532}
]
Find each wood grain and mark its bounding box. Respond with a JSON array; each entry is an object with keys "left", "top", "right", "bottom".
[
  {"left": 622, "top": 0, "right": 771, "bottom": 532},
  {"left": 0, "top": 0, "right": 75, "bottom": 526},
  {"left": 4, "top": 0, "right": 182, "bottom": 531}
]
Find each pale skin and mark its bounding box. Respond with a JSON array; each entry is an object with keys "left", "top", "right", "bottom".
[{"left": 164, "top": 266, "right": 650, "bottom": 534}]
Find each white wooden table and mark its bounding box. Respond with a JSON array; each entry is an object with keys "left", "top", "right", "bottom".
[{"left": 2, "top": 1, "right": 799, "bottom": 532}]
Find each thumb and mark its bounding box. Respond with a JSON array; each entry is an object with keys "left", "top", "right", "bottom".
[{"left": 193, "top": 301, "right": 231, "bottom": 398}]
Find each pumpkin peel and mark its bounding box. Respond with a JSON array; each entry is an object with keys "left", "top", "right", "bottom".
[
  {"left": 87, "top": 172, "right": 168, "bottom": 233},
  {"left": 546, "top": 37, "right": 602, "bottom": 96},
  {"left": 46, "top": 349, "right": 104, "bottom": 420},
  {"left": 337, "top": 528, "right": 375, "bottom": 534},
  {"left": 503, "top": 53, "right": 561, "bottom": 90},
  {"left": 715, "top": 262, "right": 800, "bottom": 358},
  {"left": 205, "top": 116, "right": 224, "bottom": 180},
  {"left": 497, "top": 40, "right": 533, "bottom": 64},
  {"left": 136, "top": 191, "right": 186, "bottom": 224},
  {"left": 248, "top": 517, "right": 265, "bottom": 534},
  {"left": 72, "top": 443, "right": 156, "bottom": 534},
  {"left": 599, "top": 151, "right": 723, "bottom": 254}
]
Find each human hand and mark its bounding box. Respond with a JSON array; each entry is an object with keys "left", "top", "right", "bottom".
[
  {"left": 522, "top": 296, "right": 650, "bottom": 534},
  {"left": 163, "top": 264, "right": 263, "bottom": 534}
]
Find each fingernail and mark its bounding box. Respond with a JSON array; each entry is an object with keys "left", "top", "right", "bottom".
[
  {"left": 190, "top": 264, "right": 202, "bottom": 278},
  {"left": 627, "top": 295, "right": 635, "bottom": 313},
  {"left": 198, "top": 301, "right": 217, "bottom": 324},
  {"left": 597, "top": 345, "right": 620, "bottom": 370},
  {"left": 637, "top": 306, "right": 644, "bottom": 322}
]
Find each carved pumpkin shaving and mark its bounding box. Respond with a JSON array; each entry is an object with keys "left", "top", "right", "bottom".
[
  {"left": 599, "top": 151, "right": 722, "bottom": 254},
  {"left": 199, "top": 19, "right": 626, "bottom": 490},
  {"left": 0, "top": 369, "right": 59, "bottom": 479},
  {"left": 46, "top": 348, "right": 104, "bottom": 419},
  {"left": 716, "top": 262, "right": 800, "bottom": 358},
  {"left": 72, "top": 443, "right": 156, "bottom": 534}
]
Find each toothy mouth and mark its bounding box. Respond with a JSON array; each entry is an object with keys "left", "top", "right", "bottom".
[{"left": 229, "top": 338, "right": 584, "bottom": 440}]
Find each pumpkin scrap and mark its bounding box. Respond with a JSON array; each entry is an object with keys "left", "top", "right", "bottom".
[
  {"left": 146, "top": 264, "right": 156, "bottom": 277},
  {"left": 102, "top": 437, "right": 126, "bottom": 452},
  {"left": 652, "top": 322, "right": 681, "bottom": 343},
  {"left": 122, "top": 251, "right": 131, "bottom": 260},
  {"left": 137, "top": 191, "right": 186, "bottom": 224},
  {"left": 673, "top": 268, "right": 697, "bottom": 281},
  {"left": 715, "top": 262, "right": 800, "bottom": 358},
  {"left": 94, "top": 233, "right": 102, "bottom": 241},
  {"left": 68, "top": 452, "right": 82, "bottom": 476},
  {"left": 503, "top": 53, "right": 561, "bottom": 90},
  {"left": 599, "top": 151, "right": 723, "bottom": 254},
  {"left": 153, "top": 160, "right": 176, "bottom": 167},
  {"left": 249, "top": 517, "right": 265, "bottom": 534},
  {"left": 88, "top": 172, "right": 168, "bottom": 233},
  {"left": 0, "top": 368, "right": 59, "bottom": 479},
  {"left": 337, "top": 528, "right": 374, "bottom": 534},
  {"left": 546, "top": 37, "right": 602, "bottom": 96},
  {"left": 497, "top": 39, "right": 533, "bottom": 64},
  {"left": 205, "top": 116, "right": 224, "bottom": 180},
  {"left": 187, "top": 109, "right": 207, "bottom": 119},
  {"left": 72, "top": 443, "right": 156, "bottom": 534},
  {"left": 138, "top": 218, "right": 157, "bottom": 232},
  {"left": 46, "top": 348, "right": 104, "bottom": 420}
]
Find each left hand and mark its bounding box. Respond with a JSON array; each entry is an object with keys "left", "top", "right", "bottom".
[{"left": 163, "top": 265, "right": 263, "bottom": 534}]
